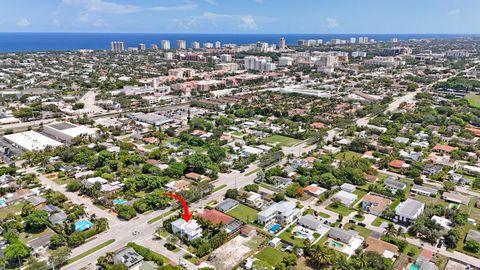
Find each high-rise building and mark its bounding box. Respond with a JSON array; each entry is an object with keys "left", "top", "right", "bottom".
[
  {"left": 391, "top": 38, "right": 398, "bottom": 43},
  {"left": 138, "top": 43, "right": 146, "bottom": 51},
  {"left": 215, "top": 41, "right": 221, "bottom": 49},
  {"left": 244, "top": 56, "right": 276, "bottom": 72},
  {"left": 110, "top": 41, "right": 124, "bottom": 52},
  {"left": 358, "top": 37, "right": 369, "bottom": 44},
  {"left": 161, "top": 40, "right": 171, "bottom": 50},
  {"left": 204, "top": 42, "right": 214, "bottom": 49},
  {"left": 191, "top": 41, "right": 200, "bottom": 49},
  {"left": 279, "top": 37, "right": 286, "bottom": 50},
  {"left": 350, "top": 37, "right": 356, "bottom": 44},
  {"left": 177, "top": 40, "right": 186, "bottom": 49},
  {"left": 150, "top": 44, "right": 158, "bottom": 50},
  {"left": 220, "top": 54, "right": 232, "bottom": 62}
]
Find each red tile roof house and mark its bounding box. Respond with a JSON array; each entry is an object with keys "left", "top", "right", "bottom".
[
  {"left": 432, "top": 144, "right": 458, "bottom": 155},
  {"left": 310, "top": 122, "right": 325, "bottom": 129},
  {"left": 197, "top": 209, "right": 234, "bottom": 225},
  {"left": 389, "top": 159, "right": 410, "bottom": 169}
]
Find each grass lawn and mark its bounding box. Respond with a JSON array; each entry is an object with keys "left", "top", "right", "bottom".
[
  {"left": 53, "top": 177, "right": 71, "bottom": 185},
  {"left": 144, "top": 144, "right": 158, "bottom": 149},
  {"left": 352, "top": 189, "right": 367, "bottom": 206},
  {"left": 456, "top": 224, "right": 480, "bottom": 258},
  {"left": 19, "top": 228, "right": 55, "bottom": 244},
  {"left": 334, "top": 151, "right": 362, "bottom": 161},
  {"left": 278, "top": 226, "right": 307, "bottom": 247},
  {"left": 403, "top": 243, "right": 421, "bottom": 257},
  {"left": 466, "top": 92, "right": 480, "bottom": 108},
  {"left": 147, "top": 210, "right": 176, "bottom": 224},
  {"left": 135, "top": 191, "right": 147, "bottom": 198},
  {"left": 212, "top": 184, "right": 227, "bottom": 193},
  {"left": 255, "top": 247, "right": 287, "bottom": 267},
  {"left": 318, "top": 212, "right": 330, "bottom": 218},
  {"left": 410, "top": 194, "right": 447, "bottom": 207},
  {"left": 0, "top": 203, "right": 25, "bottom": 218},
  {"left": 245, "top": 167, "right": 262, "bottom": 176},
  {"left": 67, "top": 239, "right": 115, "bottom": 264},
  {"left": 264, "top": 135, "right": 301, "bottom": 147},
  {"left": 227, "top": 204, "right": 258, "bottom": 223},
  {"left": 343, "top": 223, "right": 372, "bottom": 238},
  {"left": 232, "top": 131, "right": 244, "bottom": 137},
  {"left": 372, "top": 217, "right": 388, "bottom": 227},
  {"left": 326, "top": 203, "right": 353, "bottom": 216}
]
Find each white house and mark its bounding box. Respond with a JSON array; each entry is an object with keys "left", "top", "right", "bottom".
[
  {"left": 171, "top": 219, "right": 203, "bottom": 241},
  {"left": 257, "top": 201, "right": 301, "bottom": 225},
  {"left": 333, "top": 190, "right": 358, "bottom": 206},
  {"left": 394, "top": 199, "right": 424, "bottom": 224}
]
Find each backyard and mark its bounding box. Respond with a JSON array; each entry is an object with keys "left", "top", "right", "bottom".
[
  {"left": 264, "top": 135, "right": 301, "bottom": 147},
  {"left": 466, "top": 93, "right": 480, "bottom": 109},
  {"left": 226, "top": 204, "right": 259, "bottom": 223},
  {"left": 254, "top": 247, "right": 287, "bottom": 268}
]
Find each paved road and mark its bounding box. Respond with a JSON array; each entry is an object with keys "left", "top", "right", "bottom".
[
  {"left": 79, "top": 91, "right": 106, "bottom": 115},
  {"left": 29, "top": 167, "right": 120, "bottom": 226}
]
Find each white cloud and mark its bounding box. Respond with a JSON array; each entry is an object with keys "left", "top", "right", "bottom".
[
  {"left": 447, "top": 9, "right": 460, "bottom": 17},
  {"left": 239, "top": 15, "right": 257, "bottom": 30},
  {"left": 326, "top": 17, "right": 338, "bottom": 28},
  {"left": 62, "top": 0, "right": 139, "bottom": 14},
  {"left": 255, "top": 0, "right": 264, "bottom": 3},
  {"left": 17, "top": 17, "right": 30, "bottom": 27},
  {"left": 150, "top": 2, "right": 197, "bottom": 11}
]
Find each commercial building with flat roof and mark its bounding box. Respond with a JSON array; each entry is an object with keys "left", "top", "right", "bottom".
[
  {"left": 43, "top": 122, "right": 97, "bottom": 143},
  {"left": 4, "top": 131, "right": 63, "bottom": 151}
]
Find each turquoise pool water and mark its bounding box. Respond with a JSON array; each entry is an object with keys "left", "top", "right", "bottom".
[
  {"left": 330, "top": 240, "right": 344, "bottom": 248},
  {"left": 113, "top": 199, "right": 126, "bottom": 205},
  {"left": 268, "top": 223, "right": 281, "bottom": 233},
  {"left": 294, "top": 231, "right": 308, "bottom": 238},
  {"left": 0, "top": 199, "right": 6, "bottom": 206},
  {"left": 409, "top": 264, "right": 420, "bottom": 270}
]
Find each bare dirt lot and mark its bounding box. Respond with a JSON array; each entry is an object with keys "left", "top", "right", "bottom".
[{"left": 208, "top": 234, "right": 264, "bottom": 269}]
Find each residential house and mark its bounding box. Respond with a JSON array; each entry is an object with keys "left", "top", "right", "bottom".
[
  {"left": 411, "top": 185, "right": 439, "bottom": 197},
  {"left": 442, "top": 192, "right": 471, "bottom": 205},
  {"left": 362, "top": 194, "right": 392, "bottom": 216},
  {"left": 246, "top": 192, "right": 264, "bottom": 208},
  {"left": 400, "top": 150, "right": 422, "bottom": 162},
  {"left": 113, "top": 247, "right": 144, "bottom": 269},
  {"left": 328, "top": 228, "right": 358, "bottom": 244},
  {"left": 333, "top": 190, "right": 358, "bottom": 206},
  {"left": 48, "top": 211, "right": 68, "bottom": 225},
  {"left": 304, "top": 184, "right": 326, "bottom": 197},
  {"left": 394, "top": 137, "right": 410, "bottom": 144},
  {"left": 384, "top": 177, "right": 406, "bottom": 192},
  {"left": 26, "top": 196, "right": 47, "bottom": 209},
  {"left": 216, "top": 199, "right": 239, "bottom": 213},
  {"left": 256, "top": 201, "right": 301, "bottom": 225},
  {"left": 270, "top": 176, "right": 292, "bottom": 188},
  {"left": 365, "top": 236, "right": 399, "bottom": 259},
  {"left": 28, "top": 230, "right": 55, "bottom": 256},
  {"left": 197, "top": 209, "right": 242, "bottom": 234},
  {"left": 389, "top": 159, "right": 410, "bottom": 169},
  {"left": 184, "top": 172, "right": 210, "bottom": 182},
  {"left": 423, "top": 164, "right": 443, "bottom": 176},
  {"left": 433, "top": 144, "right": 458, "bottom": 155},
  {"left": 340, "top": 183, "right": 356, "bottom": 193},
  {"left": 466, "top": 229, "right": 480, "bottom": 242},
  {"left": 394, "top": 199, "right": 425, "bottom": 224},
  {"left": 171, "top": 219, "right": 203, "bottom": 241},
  {"left": 298, "top": 214, "right": 324, "bottom": 231}
]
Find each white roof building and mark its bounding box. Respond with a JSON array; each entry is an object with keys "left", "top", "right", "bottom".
[
  {"left": 43, "top": 122, "right": 97, "bottom": 143},
  {"left": 333, "top": 190, "right": 358, "bottom": 206},
  {"left": 4, "top": 131, "right": 63, "bottom": 151},
  {"left": 171, "top": 219, "right": 203, "bottom": 241}
]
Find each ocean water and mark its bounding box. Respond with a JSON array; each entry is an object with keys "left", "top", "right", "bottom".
[{"left": 0, "top": 33, "right": 477, "bottom": 53}]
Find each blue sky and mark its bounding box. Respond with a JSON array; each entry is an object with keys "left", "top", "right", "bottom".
[{"left": 0, "top": 0, "right": 479, "bottom": 33}]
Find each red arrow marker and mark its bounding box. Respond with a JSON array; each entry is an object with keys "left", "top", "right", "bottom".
[{"left": 163, "top": 193, "right": 192, "bottom": 222}]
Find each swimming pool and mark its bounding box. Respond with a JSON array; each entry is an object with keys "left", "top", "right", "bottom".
[
  {"left": 268, "top": 223, "right": 281, "bottom": 233},
  {"left": 113, "top": 199, "right": 126, "bottom": 205},
  {"left": 329, "top": 240, "right": 344, "bottom": 248},
  {"left": 294, "top": 231, "right": 308, "bottom": 238},
  {"left": 0, "top": 199, "right": 6, "bottom": 207},
  {"left": 409, "top": 264, "right": 420, "bottom": 270}
]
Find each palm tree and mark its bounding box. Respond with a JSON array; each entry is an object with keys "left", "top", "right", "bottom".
[
  {"left": 94, "top": 218, "right": 109, "bottom": 232},
  {"left": 353, "top": 249, "right": 368, "bottom": 268},
  {"left": 385, "top": 223, "right": 396, "bottom": 239},
  {"left": 309, "top": 245, "right": 333, "bottom": 266},
  {"left": 332, "top": 255, "right": 352, "bottom": 270},
  {"left": 396, "top": 226, "right": 405, "bottom": 238}
]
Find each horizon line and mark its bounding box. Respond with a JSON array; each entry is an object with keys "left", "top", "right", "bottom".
[{"left": 0, "top": 31, "right": 480, "bottom": 36}]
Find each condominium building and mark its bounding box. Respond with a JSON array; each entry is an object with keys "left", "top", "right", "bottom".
[
  {"left": 161, "top": 40, "right": 171, "bottom": 50},
  {"left": 110, "top": 41, "right": 124, "bottom": 52},
  {"left": 177, "top": 40, "right": 186, "bottom": 49}
]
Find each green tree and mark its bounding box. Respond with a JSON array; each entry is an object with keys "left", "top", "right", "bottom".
[
  {"left": 4, "top": 242, "right": 31, "bottom": 266},
  {"left": 116, "top": 205, "right": 137, "bottom": 220},
  {"left": 465, "top": 240, "right": 480, "bottom": 253},
  {"left": 67, "top": 232, "right": 86, "bottom": 247},
  {"left": 25, "top": 210, "right": 49, "bottom": 231},
  {"left": 207, "top": 144, "right": 226, "bottom": 163},
  {"left": 164, "top": 162, "right": 187, "bottom": 178},
  {"left": 49, "top": 246, "right": 71, "bottom": 268}
]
